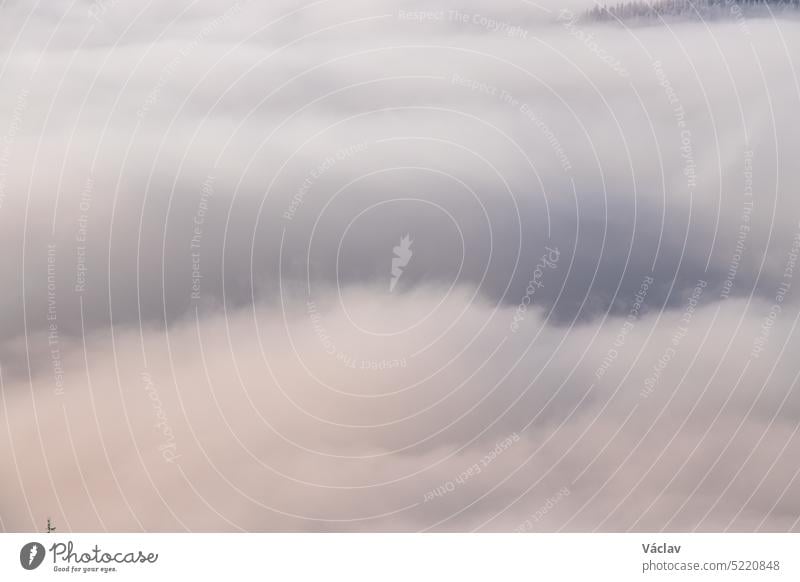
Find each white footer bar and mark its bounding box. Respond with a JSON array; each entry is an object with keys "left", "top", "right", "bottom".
[{"left": 2, "top": 533, "right": 797, "bottom": 581}]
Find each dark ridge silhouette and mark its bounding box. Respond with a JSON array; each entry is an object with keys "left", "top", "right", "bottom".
[{"left": 582, "top": 0, "right": 800, "bottom": 23}]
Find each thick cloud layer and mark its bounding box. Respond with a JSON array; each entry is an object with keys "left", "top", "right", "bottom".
[
  {"left": 0, "top": 0, "right": 799, "bottom": 531},
  {"left": 2, "top": 291, "right": 800, "bottom": 531}
]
